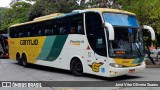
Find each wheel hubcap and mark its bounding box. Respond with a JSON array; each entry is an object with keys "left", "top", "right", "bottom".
[{"left": 75, "top": 62, "right": 82, "bottom": 72}]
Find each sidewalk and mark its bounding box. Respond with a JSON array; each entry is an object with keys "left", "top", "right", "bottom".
[
  {"left": 146, "top": 65, "right": 160, "bottom": 68},
  {"left": 145, "top": 57, "right": 160, "bottom": 68}
]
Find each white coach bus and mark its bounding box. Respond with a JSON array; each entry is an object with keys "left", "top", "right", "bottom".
[{"left": 9, "top": 8, "right": 155, "bottom": 77}]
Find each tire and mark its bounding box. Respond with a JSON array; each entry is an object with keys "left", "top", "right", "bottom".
[
  {"left": 22, "top": 54, "right": 28, "bottom": 67},
  {"left": 16, "top": 54, "right": 22, "bottom": 65},
  {"left": 71, "top": 58, "right": 83, "bottom": 76}
]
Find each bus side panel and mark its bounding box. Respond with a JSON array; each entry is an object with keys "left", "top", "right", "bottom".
[
  {"left": 35, "top": 35, "right": 87, "bottom": 70},
  {"left": 9, "top": 37, "right": 46, "bottom": 63},
  {"left": 9, "top": 35, "right": 112, "bottom": 77}
]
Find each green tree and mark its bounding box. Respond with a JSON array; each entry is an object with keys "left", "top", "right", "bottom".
[
  {"left": 83, "top": 0, "right": 121, "bottom": 9},
  {"left": 117, "top": 0, "right": 160, "bottom": 32},
  {"left": 27, "top": 0, "right": 46, "bottom": 20},
  {"left": 28, "top": 0, "right": 80, "bottom": 20},
  {"left": 0, "top": 2, "right": 32, "bottom": 32},
  {"left": 0, "top": 8, "right": 7, "bottom": 33}
]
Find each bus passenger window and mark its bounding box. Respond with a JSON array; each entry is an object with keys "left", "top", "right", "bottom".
[
  {"left": 69, "top": 14, "right": 84, "bottom": 34},
  {"left": 53, "top": 25, "right": 59, "bottom": 35},
  {"left": 27, "top": 32, "right": 31, "bottom": 37},
  {"left": 19, "top": 33, "right": 23, "bottom": 37},
  {"left": 77, "top": 22, "right": 83, "bottom": 34},
  {"left": 60, "top": 27, "right": 66, "bottom": 34},
  {"left": 70, "top": 26, "right": 76, "bottom": 34},
  {"left": 38, "top": 30, "right": 42, "bottom": 36},
  {"left": 45, "top": 29, "right": 53, "bottom": 35},
  {"left": 14, "top": 30, "right": 18, "bottom": 38},
  {"left": 23, "top": 32, "right": 27, "bottom": 37}
]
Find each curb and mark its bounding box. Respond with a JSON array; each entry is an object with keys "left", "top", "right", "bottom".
[{"left": 146, "top": 65, "right": 160, "bottom": 68}]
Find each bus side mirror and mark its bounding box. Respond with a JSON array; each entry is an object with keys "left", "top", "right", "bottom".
[
  {"left": 104, "top": 22, "right": 114, "bottom": 40},
  {"left": 142, "top": 25, "right": 155, "bottom": 40}
]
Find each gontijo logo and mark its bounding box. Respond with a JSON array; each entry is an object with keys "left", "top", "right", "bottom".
[{"left": 20, "top": 39, "right": 38, "bottom": 45}]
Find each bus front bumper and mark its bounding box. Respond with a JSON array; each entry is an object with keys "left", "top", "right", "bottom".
[{"left": 107, "top": 62, "right": 146, "bottom": 77}]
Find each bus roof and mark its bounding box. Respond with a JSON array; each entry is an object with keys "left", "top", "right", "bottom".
[
  {"left": 10, "top": 13, "right": 64, "bottom": 27},
  {"left": 33, "top": 13, "right": 64, "bottom": 21},
  {"left": 84, "top": 8, "right": 136, "bottom": 15},
  {"left": 10, "top": 8, "right": 135, "bottom": 28}
]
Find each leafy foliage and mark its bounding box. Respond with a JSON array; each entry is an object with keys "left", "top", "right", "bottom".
[
  {"left": 117, "top": 0, "right": 160, "bottom": 46},
  {"left": 0, "top": 0, "right": 160, "bottom": 43},
  {"left": 28, "top": 0, "right": 80, "bottom": 20},
  {"left": 0, "top": 2, "right": 31, "bottom": 32}
]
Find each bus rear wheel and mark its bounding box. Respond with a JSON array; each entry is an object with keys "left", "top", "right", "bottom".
[
  {"left": 16, "top": 54, "right": 22, "bottom": 65},
  {"left": 22, "top": 54, "right": 28, "bottom": 67},
  {"left": 71, "top": 58, "right": 83, "bottom": 76}
]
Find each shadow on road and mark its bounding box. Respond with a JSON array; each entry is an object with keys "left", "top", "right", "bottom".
[
  {"left": 85, "top": 74, "right": 142, "bottom": 81},
  {"left": 14, "top": 63, "right": 73, "bottom": 75}
]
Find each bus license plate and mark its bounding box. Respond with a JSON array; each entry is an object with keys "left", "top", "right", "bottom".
[{"left": 129, "top": 69, "right": 135, "bottom": 73}]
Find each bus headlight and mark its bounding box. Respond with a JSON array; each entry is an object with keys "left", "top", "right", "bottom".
[
  {"left": 109, "top": 63, "right": 123, "bottom": 68},
  {"left": 141, "top": 61, "right": 146, "bottom": 65}
]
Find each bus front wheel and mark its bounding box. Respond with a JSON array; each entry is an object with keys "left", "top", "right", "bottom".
[{"left": 71, "top": 58, "right": 83, "bottom": 76}]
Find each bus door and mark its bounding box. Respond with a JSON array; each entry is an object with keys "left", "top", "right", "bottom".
[{"left": 85, "top": 12, "right": 107, "bottom": 60}]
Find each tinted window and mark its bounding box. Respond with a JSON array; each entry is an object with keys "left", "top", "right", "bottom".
[
  {"left": 9, "top": 13, "right": 84, "bottom": 38},
  {"left": 85, "top": 12, "right": 107, "bottom": 56},
  {"left": 69, "top": 14, "right": 84, "bottom": 34}
]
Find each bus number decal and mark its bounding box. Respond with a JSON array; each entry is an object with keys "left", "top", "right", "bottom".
[
  {"left": 20, "top": 39, "right": 38, "bottom": 45},
  {"left": 91, "top": 62, "right": 103, "bottom": 72}
]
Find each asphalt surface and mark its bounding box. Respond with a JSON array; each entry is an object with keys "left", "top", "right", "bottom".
[{"left": 0, "top": 59, "right": 160, "bottom": 90}]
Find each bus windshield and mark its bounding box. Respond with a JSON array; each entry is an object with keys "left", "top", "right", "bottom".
[
  {"left": 103, "top": 13, "right": 144, "bottom": 58},
  {"left": 103, "top": 13, "right": 138, "bottom": 27}
]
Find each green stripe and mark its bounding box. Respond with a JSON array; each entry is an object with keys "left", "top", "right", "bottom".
[
  {"left": 137, "top": 57, "right": 144, "bottom": 63},
  {"left": 37, "top": 35, "right": 68, "bottom": 61},
  {"left": 132, "top": 57, "right": 144, "bottom": 64},
  {"left": 132, "top": 58, "right": 140, "bottom": 64}
]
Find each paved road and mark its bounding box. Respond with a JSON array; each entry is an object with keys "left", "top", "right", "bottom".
[{"left": 0, "top": 59, "right": 160, "bottom": 90}]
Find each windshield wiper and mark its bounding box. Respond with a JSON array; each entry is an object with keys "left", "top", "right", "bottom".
[
  {"left": 134, "top": 42, "right": 143, "bottom": 56},
  {"left": 122, "top": 42, "right": 141, "bottom": 58}
]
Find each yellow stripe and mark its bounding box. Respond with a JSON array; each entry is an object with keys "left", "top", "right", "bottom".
[
  {"left": 9, "top": 37, "right": 46, "bottom": 64},
  {"left": 85, "top": 8, "right": 136, "bottom": 15},
  {"left": 114, "top": 58, "right": 138, "bottom": 67}
]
